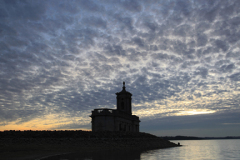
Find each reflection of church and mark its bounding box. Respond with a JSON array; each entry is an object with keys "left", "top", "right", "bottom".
[{"left": 90, "top": 82, "right": 140, "bottom": 132}]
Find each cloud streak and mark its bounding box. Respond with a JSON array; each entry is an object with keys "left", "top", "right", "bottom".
[{"left": 0, "top": 0, "right": 240, "bottom": 136}]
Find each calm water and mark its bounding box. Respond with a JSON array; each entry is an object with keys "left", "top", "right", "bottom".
[
  {"left": 142, "top": 140, "right": 240, "bottom": 160},
  {"left": 39, "top": 140, "right": 240, "bottom": 160}
]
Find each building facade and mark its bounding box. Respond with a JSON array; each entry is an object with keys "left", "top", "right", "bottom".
[{"left": 90, "top": 82, "right": 140, "bottom": 132}]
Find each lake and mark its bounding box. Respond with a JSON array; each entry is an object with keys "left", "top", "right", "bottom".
[
  {"left": 38, "top": 139, "right": 240, "bottom": 160},
  {"left": 142, "top": 140, "right": 240, "bottom": 160}
]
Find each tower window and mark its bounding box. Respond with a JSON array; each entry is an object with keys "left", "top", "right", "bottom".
[{"left": 121, "top": 101, "right": 124, "bottom": 110}]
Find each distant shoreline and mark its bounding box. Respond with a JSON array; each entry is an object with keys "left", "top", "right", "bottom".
[{"left": 161, "top": 135, "right": 240, "bottom": 140}]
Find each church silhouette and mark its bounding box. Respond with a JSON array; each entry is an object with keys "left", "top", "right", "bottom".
[{"left": 90, "top": 82, "right": 140, "bottom": 132}]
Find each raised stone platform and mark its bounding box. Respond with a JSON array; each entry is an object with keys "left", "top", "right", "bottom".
[{"left": 0, "top": 130, "right": 179, "bottom": 159}]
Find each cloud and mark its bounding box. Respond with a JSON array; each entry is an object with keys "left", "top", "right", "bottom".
[
  {"left": 119, "top": 0, "right": 142, "bottom": 13},
  {"left": 51, "top": 123, "right": 91, "bottom": 130},
  {"left": 141, "top": 109, "right": 240, "bottom": 131},
  {"left": 77, "top": 0, "right": 105, "bottom": 13},
  {"left": 132, "top": 37, "right": 145, "bottom": 48},
  {"left": 229, "top": 72, "right": 240, "bottom": 81},
  {"left": 0, "top": 0, "right": 240, "bottom": 136},
  {"left": 104, "top": 44, "right": 126, "bottom": 56},
  {"left": 82, "top": 16, "right": 107, "bottom": 29},
  {"left": 3, "top": 0, "right": 46, "bottom": 21},
  {"left": 194, "top": 67, "right": 209, "bottom": 79}
]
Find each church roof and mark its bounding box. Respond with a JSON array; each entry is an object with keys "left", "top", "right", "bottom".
[{"left": 115, "top": 82, "right": 132, "bottom": 96}]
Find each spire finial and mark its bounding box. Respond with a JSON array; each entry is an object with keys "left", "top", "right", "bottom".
[{"left": 123, "top": 81, "right": 125, "bottom": 90}]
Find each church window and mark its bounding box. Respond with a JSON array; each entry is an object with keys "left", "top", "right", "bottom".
[{"left": 121, "top": 101, "right": 124, "bottom": 110}]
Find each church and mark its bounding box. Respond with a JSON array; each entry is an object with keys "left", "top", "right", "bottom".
[{"left": 90, "top": 82, "right": 140, "bottom": 132}]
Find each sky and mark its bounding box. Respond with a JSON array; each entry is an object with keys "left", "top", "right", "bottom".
[{"left": 0, "top": 0, "right": 240, "bottom": 137}]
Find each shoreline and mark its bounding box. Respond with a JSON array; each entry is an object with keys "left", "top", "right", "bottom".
[
  {"left": 0, "top": 138, "right": 179, "bottom": 160},
  {"left": 0, "top": 131, "right": 180, "bottom": 159}
]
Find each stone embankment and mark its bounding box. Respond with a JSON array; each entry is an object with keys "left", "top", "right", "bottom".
[
  {"left": 0, "top": 131, "right": 179, "bottom": 159},
  {"left": 1, "top": 130, "right": 178, "bottom": 149},
  {"left": 0, "top": 130, "right": 159, "bottom": 138}
]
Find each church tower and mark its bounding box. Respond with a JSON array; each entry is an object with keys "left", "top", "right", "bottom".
[
  {"left": 90, "top": 81, "right": 140, "bottom": 132},
  {"left": 115, "top": 82, "right": 132, "bottom": 114}
]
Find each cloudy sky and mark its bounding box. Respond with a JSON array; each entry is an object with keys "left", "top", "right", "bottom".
[{"left": 0, "top": 0, "right": 240, "bottom": 137}]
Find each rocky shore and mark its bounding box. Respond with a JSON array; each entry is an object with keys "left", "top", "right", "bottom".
[{"left": 0, "top": 131, "right": 179, "bottom": 160}]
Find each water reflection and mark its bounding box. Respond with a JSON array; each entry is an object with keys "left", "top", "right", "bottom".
[
  {"left": 141, "top": 140, "right": 240, "bottom": 160},
  {"left": 40, "top": 140, "right": 240, "bottom": 160},
  {"left": 40, "top": 149, "right": 146, "bottom": 160}
]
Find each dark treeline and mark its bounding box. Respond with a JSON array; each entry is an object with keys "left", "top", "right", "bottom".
[{"left": 0, "top": 130, "right": 158, "bottom": 139}]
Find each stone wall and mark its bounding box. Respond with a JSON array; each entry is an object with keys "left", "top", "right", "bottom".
[
  {"left": 0, "top": 130, "right": 160, "bottom": 139},
  {"left": 0, "top": 130, "right": 180, "bottom": 159},
  {"left": 0, "top": 131, "right": 179, "bottom": 152},
  {"left": 91, "top": 108, "right": 140, "bottom": 132}
]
